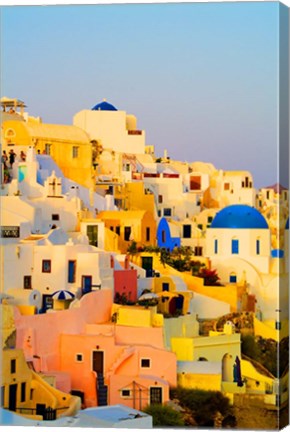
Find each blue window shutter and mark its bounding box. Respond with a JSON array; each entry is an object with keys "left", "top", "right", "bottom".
[{"left": 232, "top": 239, "right": 239, "bottom": 254}]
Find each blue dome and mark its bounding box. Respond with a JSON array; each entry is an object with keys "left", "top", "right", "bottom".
[
  {"left": 92, "top": 101, "right": 118, "bottom": 111},
  {"left": 211, "top": 205, "right": 268, "bottom": 229},
  {"left": 286, "top": 218, "right": 289, "bottom": 230}
]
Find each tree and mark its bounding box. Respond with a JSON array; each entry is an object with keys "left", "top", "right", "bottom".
[
  {"left": 170, "top": 387, "right": 236, "bottom": 427},
  {"left": 127, "top": 240, "right": 138, "bottom": 257},
  {"left": 143, "top": 404, "right": 185, "bottom": 427}
]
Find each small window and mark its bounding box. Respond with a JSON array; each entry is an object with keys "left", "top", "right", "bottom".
[
  {"left": 121, "top": 389, "right": 131, "bottom": 397},
  {"left": 110, "top": 226, "right": 114, "bottom": 231},
  {"left": 256, "top": 239, "right": 260, "bottom": 255},
  {"left": 194, "top": 246, "right": 203, "bottom": 256},
  {"left": 158, "top": 195, "right": 163, "bottom": 204},
  {"left": 224, "top": 183, "right": 230, "bottom": 191},
  {"left": 146, "top": 227, "right": 150, "bottom": 242},
  {"left": 197, "top": 224, "right": 203, "bottom": 231},
  {"left": 125, "top": 163, "right": 130, "bottom": 172},
  {"left": 45, "top": 144, "right": 51, "bottom": 155},
  {"left": 162, "top": 283, "right": 169, "bottom": 292},
  {"left": 207, "top": 216, "right": 213, "bottom": 224},
  {"left": 241, "top": 181, "right": 245, "bottom": 188},
  {"left": 190, "top": 176, "right": 201, "bottom": 191},
  {"left": 24, "top": 275, "right": 32, "bottom": 289},
  {"left": 21, "top": 383, "right": 26, "bottom": 402},
  {"left": 124, "top": 226, "right": 131, "bottom": 241},
  {"left": 76, "top": 354, "right": 83, "bottom": 362},
  {"left": 72, "top": 146, "right": 79, "bottom": 158},
  {"left": 183, "top": 225, "right": 191, "bottom": 238},
  {"left": 229, "top": 273, "right": 237, "bottom": 283},
  {"left": 214, "top": 239, "right": 218, "bottom": 254},
  {"left": 161, "top": 230, "right": 166, "bottom": 243},
  {"left": 157, "top": 210, "right": 161, "bottom": 217},
  {"left": 52, "top": 214, "right": 60, "bottom": 221},
  {"left": 163, "top": 208, "right": 172, "bottom": 217},
  {"left": 42, "top": 260, "right": 51, "bottom": 273},
  {"left": 141, "top": 358, "right": 151, "bottom": 368},
  {"left": 116, "top": 226, "right": 120, "bottom": 236},
  {"left": 11, "top": 359, "right": 16, "bottom": 374},
  {"left": 266, "top": 191, "right": 270, "bottom": 199}
]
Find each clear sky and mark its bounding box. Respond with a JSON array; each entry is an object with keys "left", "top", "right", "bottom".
[{"left": 1, "top": 2, "right": 289, "bottom": 188}]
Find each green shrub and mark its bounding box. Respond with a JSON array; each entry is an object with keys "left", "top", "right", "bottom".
[{"left": 143, "top": 404, "right": 185, "bottom": 427}]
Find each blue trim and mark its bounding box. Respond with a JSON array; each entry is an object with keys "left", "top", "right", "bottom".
[{"left": 271, "top": 249, "right": 284, "bottom": 258}]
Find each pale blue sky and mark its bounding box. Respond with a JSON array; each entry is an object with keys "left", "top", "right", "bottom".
[{"left": 1, "top": 2, "right": 289, "bottom": 188}]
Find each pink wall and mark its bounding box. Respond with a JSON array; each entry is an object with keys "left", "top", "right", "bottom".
[
  {"left": 60, "top": 333, "right": 124, "bottom": 406},
  {"left": 114, "top": 269, "right": 138, "bottom": 302},
  {"left": 115, "top": 326, "right": 164, "bottom": 349},
  {"left": 109, "top": 375, "right": 170, "bottom": 409},
  {"left": 59, "top": 333, "right": 176, "bottom": 408},
  {"left": 14, "top": 290, "right": 113, "bottom": 371}
]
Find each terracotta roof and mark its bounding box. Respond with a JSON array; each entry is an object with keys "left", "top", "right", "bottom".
[{"left": 263, "top": 183, "right": 287, "bottom": 194}]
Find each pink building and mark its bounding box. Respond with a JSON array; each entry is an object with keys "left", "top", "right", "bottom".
[
  {"left": 60, "top": 331, "right": 176, "bottom": 408},
  {"left": 13, "top": 290, "right": 176, "bottom": 409}
]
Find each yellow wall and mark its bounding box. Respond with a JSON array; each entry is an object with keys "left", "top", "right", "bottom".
[
  {"left": 177, "top": 372, "right": 221, "bottom": 391},
  {"left": 241, "top": 359, "right": 274, "bottom": 394},
  {"left": 17, "top": 305, "right": 36, "bottom": 315},
  {"left": 124, "top": 182, "right": 155, "bottom": 214},
  {"left": 254, "top": 317, "right": 288, "bottom": 341},
  {"left": 2, "top": 120, "right": 93, "bottom": 188},
  {"left": 171, "top": 338, "right": 194, "bottom": 361},
  {"left": 111, "top": 304, "right": 163, "bottom": 328},
  {"left": 98, "top": 211, "right": 156, "bottom": 254},
  {"left": 2, "top": 349, "right": 32, "bottom": 410},
  {"left": 2, "top": 349, "right": 80, "bottom": 418},
  {"left": 171, "top": 333, "right": 240, "bottom": 362}
]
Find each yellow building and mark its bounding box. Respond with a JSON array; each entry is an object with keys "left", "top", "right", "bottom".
[
  {"left": 111, "top": 304, "right": 163, "bottom": 328},
  {"left": 97, "top": 210, "right": 156, "bottom": 254},
  {"left": 153, "top": 275, "right": 193, "bottom": 316},
  {"left": 2, "top": 120, "right": 93, "bottom": 188},
  {"left": 2, "top": 348, "right": 80, "bottom": 419},
  {"left": 115, "top": 182, "right": 156, "bottom": 214}
]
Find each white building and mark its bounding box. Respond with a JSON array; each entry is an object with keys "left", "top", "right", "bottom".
[
  {"left": 206, "top": 204, "right": 288, "bottom": 320},
  {"left": 204, "top": 170, "right": 256, "bottom": 208},
  {"left": 73, "top": 100, "right": 145, "bottom": 155}
]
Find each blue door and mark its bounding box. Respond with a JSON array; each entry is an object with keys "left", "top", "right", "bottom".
[
  {"left": 82, "top": 276, "right": 92, "bottom": 294},
  {"left": 68, "top": 261, "right": 76, "bottom": 283}
]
